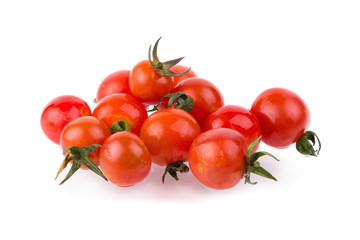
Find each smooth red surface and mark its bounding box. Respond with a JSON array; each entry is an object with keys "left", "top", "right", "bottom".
[
  {"left": 100, "top": 131, "right": 151, "bottom": 187},
  {"left": 140, "top": 108, "right": 201, "bottom": 166},
  {"left": 171, "top": 77, "right": 224, "bottom": 127},
  {"left": 170, "top": 65, "right": 198, "bottom": 86},
  {"left": 189, "top": 128, "right": 247, "bottom": 190},
  {"left": 40, "top": 95, "right": 91, "bottom": 145},
  {"left": 129, "top": 60, "right": 174, "bottom": 105},
  {"left": 60, "top": 116, "right": 111, "bottom": 169},
  {"left": 92, "top": 93, "right": 147, "bottom": 135},
  {"left": 251, "top": 88, "right": 310, "bottom": 148},
  {"left": 96, "top": 70, "right": 131, "bottom": 102},
  {"left": 203, "top": 105, "right": 262, "bottom": 151}
]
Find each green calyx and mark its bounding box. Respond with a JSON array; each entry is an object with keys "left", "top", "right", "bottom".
[
  {"left": 148, "top": 37, "right": 191, "bottom": 77},
  {"left": 244, "top": 137, "right": 279, "bottom": 185},
  {"left": 147, "top": 92, "right": 194, "bottom": 113},
  {"left": 296, "top": 131, "right": 321, "bottom": 157},
  {"left": 55, "top": 144, "right": 107, "bottom": 185},
  {"left": 110, "top": 120, "right": 131, "bottom": 134},
  {"left": 162, "top": 161, "right": 189, "bottom": 184}
]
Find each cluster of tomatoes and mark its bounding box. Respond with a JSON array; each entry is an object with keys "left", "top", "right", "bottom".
[{"left": 41, "top": 38, "right": 321, "bottom": 190}]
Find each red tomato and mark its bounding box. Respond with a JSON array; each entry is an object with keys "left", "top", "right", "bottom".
[
  {"left": 60, "top": 116, "right": 111, "bottom": 169},
  {"left": 251, "top": 88, "right": 310, "bottom": 148},
  {"left": 189, "top": 128, "right": 248, "bottom": 190},
  {"left": 129, "top": 60, "right": 174, "bottom": 105},
  {"left": 96, "top": 70, "right": 131, "bottom": 102},
  {"left": 170, "top": 77, "right": 224, "bottom": 127},
  {"left": 92, "top": 93, "right": 147, "bottom": 135},
  {"left": 170, "top": 65, "right": 197, "bottom": 86},
  {"left": 41, "top": 95, "right": 91, "bottom": 145},
  {"left": 100, "top": 131, "right": 151, "bottom": 187},
  {"left": 140, "top": 108, "right": 201, "bottom": 166},
  {"left": 203, "top": 105, "right": 262, "bottom": 151}
]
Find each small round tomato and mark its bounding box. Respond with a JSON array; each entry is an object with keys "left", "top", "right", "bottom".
[
  {"left": 251, "top": 88, "right": 310, "bottom": 149},
  {"left": 41, "top": 95, "right": 91, "bottom": 145},
  {"left": 189, "top": 128, "right": 248, "bottom": 190},
  {"left": 170, "top": 65, "right": 197, "bottom": 86},
  {"left": 96, "top": 70, "right": 131, "bottom": 102},
  {"left": 171, "top": 77, "right": 224, "bottom": 127},
  {"left": 60, "top": 116, "right": 111, "bottom": 169},
  {"left": 203, "top": 105, "right": 262, "bottom": 151},
  {"left": 140, "top": 108, "right": 201, "bottom": 166},
  {"left": 100, "top": 131, "right": 151, "bottom": 187},
  {"left": 92, "top": 93, "right": 147, "bottom": 135}
]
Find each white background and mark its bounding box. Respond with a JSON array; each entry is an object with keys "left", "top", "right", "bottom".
[{"left": 1, "top": 0, "right": 359, "bottom": 239}]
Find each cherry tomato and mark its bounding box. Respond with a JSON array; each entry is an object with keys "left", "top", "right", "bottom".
[
  {"left": 41, "top": 95, "right": 91, "bottom": 145},
  {"left": 251, "top": 88, "right": 310, "bottom": 148},
  {"left": 170, "top": 65, "right": 197, "bottom": 86},
  {"left": 60, "top": 116, "right": 111, "bottom": 169},
  {"left": 129, "top": 60, "right": 174, "bottom": 105},
  {"left": 96, "top": 70, "right": 131, "bottom": 102},
  {"left": 92, "top": 93, "right": 147, "bottom": 135},
  {"left": 140, "top": 108, "right": 201, "bottom": 166},
  {"left": 189, "top": 128, "right": 248, "bottom": 190},
  {"left": 203, "top": 105, "right": 262, "bottom": 151},
  {"left": 99, "top": 131, "right": 151, "bottom": 187},
  {"left": 171, "top": 77, "right": 224, "bottom": 127}
]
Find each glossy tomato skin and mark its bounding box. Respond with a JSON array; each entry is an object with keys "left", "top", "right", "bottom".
[
  {"left": 100, "top": 131, "right": 151, "bottom": 187},
  {"left": 140, "top": 108, "right": 201, "bottom": 166},
  {"left": 92, "top": 93, "right": 147, "bottom": 135},
  {"left": 41, "top": 95, "right": 91, "bottom": 145},
  {"left": 96, "top": 70, "right": 131, "bottom": 102},
  {"left": 203, "top": 105, "right": 262, "bottom": 151},
  {"left": 129, "top": 60, "right": 174, "bottom": 105},
  {"left": 170, "top": 65, "right": 198, "bottom": 86},
  {"left": 171, "top": 77, "right": 224, "bottom": 127},
  {"left": 60, "top": 116, "right": 111, "bottom": 169},
  {"left": 251, "top": 88, "right": 310, "bottom": 148},
  {"left": 189, "top": 128, "right": 248, "bottom": 190}
]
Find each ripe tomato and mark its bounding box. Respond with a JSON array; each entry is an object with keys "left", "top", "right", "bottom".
[
  {"left": 96, "top": 70, "right": 131, "bottom": 102},
  {"left": 170, "top": 77, "right": 224, "bottom": 127},
  {"left": 100, "top": 131, "right": 151, "bottom": 187},
  {"left": 41, "top": 95, "right": 91, "bottom": 145},
  {"left": 60, "top": 116, "right": 111, "bottom": 170},
  {"left": 251, "top": 88, "right": 310, "bottom": 149},
  {"left": 203, "top": 105, "right": 262, "bottom": 151},
  {"left": 189, "top": 128, "right": 248, "bottom": 190},
  {"left": 140, "top": 108, "right": 201, "bottom": 165},
  {"left": 92, "top": 93, "right": 147, "bottom": 135},
  {"left": 170, "top": 65, "right": 197, "bottom": 86}
]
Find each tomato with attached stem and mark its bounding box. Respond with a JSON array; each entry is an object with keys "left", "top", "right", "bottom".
[
  {"left": 96, "top": 70, "right": 131, "bottom": 103},
  {"left": 56, "top": 116, "right": 111, "bottom": 185},
  {"left": 189, "top": 128, "right": 278, "bottom": 190},
  {"left": 99, "top": 120, "right": 151, "bottom": 187},
  {"left": 169, "top": 77, "right": 224, "bottom": 127},
  {"left": 140, "top": 108, "right": 201, "bottom": 182},
  {"left": 40, "top": 95, "right": 91, "bottom": 145},
  {"left": 92, "top": 93, "right": 147, "bottom": 135},
  {"left": 129, "top": 37, "right": 190, "bottom": 105},
  {"left": 170, "top": 65, "right": 198, "bottom": 86},
  {"left": 203, "top": 105, "right": 262, "bottom": 152},
  {"left": 251, "top": 87, "right": 321, "bottom": 156}
]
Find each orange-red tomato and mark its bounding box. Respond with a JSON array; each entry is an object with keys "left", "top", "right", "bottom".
[
  {"left": 60, "top": 116, "right": 110, "bottom": 169},
  {"left": 170, "top": 65, "right": 198, "bottom": 86},
  {"left": 129, "top": 60, "right": 174, "bottom": 105},
  {"left": 96, "top": 70, "right": 131, "bottom": 102},
  {"left": 203, "top": 105, "right": 262, "bottom": 151},
  {"left": 100, "top": 131, "right": 151, "bottom": 187},
  {"left": 140, "top": 108, "right": 201, "bottom": 166},
  {"left": 251, "top": 88, "right": 310, "bottom": 148},
  {"left": 92, "top": 93, "right": 147, "bottom": 135},
  {"left": 189, "top": 128, "right": 248, "bottom": 190}
]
